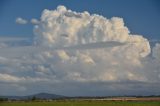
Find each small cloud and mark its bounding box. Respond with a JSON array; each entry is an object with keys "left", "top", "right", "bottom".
[
  {"left": 16, "top": 17, "right": 28, "bottom": 24},
  {"left": 31, "top": 18, "right": 40, "bottom": 24}
]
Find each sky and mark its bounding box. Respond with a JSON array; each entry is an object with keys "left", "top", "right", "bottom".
[
  {"left": 0, "top": 0, "right": 160, "bottom": 39},
  {"left": 0, "top": 0, "right": 160, "bottom": 96}
]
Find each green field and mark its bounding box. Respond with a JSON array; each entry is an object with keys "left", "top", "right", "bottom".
[{"left": 0, "top": 101, "right": 160, "bottom": 106}]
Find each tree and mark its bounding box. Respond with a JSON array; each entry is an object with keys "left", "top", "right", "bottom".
[
  {"left": 0, "top": 98, "right": 8, "bottom": 102},
  {"left": 31, "top": 96, "right": 36, "bottom": 101}
]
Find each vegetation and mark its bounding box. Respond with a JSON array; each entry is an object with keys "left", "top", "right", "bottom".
[
  {"left": 0, "top": 100, "right": 160, "bottom": 106},
  {"left": 0, "top": 98, "right": 8, "bottom": 102}
]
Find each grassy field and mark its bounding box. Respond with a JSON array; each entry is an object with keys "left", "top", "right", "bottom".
[{"left": 0, "top": 101, "right": 160, "bottom": 106}]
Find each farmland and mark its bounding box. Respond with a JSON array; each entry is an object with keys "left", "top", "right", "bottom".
[{"left": 0, "top": 100, "right": 160, "bottom": 106}]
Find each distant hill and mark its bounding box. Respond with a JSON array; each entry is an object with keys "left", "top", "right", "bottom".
[
  {"left": 0, "top": 93, "right": 66, "bottom": 100},
  {"left": 26, "top": 93, "right": 65, "bottom": 99}
]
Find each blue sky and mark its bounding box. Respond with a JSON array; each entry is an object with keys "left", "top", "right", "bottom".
[{"left": 0, "top": 0, "right": 160, "bottom": 40}]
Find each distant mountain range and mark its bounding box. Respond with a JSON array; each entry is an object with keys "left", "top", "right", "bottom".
[
  {"left": 1, "top": 93, "right": 160, "bottom": 101},
  {"left": 0, "top": 93, "right": 66, "bottom": 100}
]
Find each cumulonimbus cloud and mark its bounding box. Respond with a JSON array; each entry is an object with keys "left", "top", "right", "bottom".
[{"left": 0, "top": 5, "right": 160, "bottom": 96}]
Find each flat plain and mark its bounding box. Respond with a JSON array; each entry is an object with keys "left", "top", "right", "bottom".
[{"left": 0, "top": 101, "right": 160, "bottom": 106}]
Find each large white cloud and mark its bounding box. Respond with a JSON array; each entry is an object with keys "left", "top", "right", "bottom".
[
  {"left": 0, "top": 5, "right": 160, "bottom": 96},
  {"left": 32, "top": 5, "right": 151, "bottom": 82},
  {"left": 34, "top": 6, "right": 150, "bottom": 59}
]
